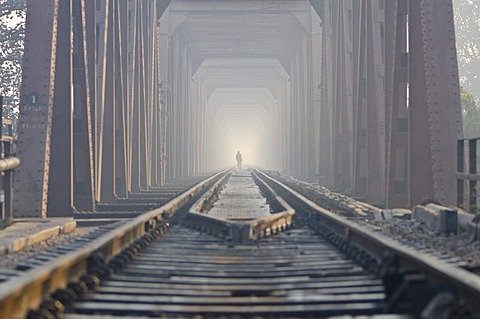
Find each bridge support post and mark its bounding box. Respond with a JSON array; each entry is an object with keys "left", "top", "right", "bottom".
[
  {"left": 14, "top": 0, "right": 96, "bottom": 217},
  {"left": 385, "top": 0, "right": 409, "bottom": 208},
  {"left": 13, "top": 0, "right": 61, "bottom": 218},
  {"left": 408, "top": 0, "right": 463, "bottom": 206}
]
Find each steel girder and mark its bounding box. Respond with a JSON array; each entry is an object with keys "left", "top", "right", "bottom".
[
  {"left": 14, "top": 0, "right": 64, "bottom": 218},
  {"left": 311, "top": 0, "right": 462, "bottom": 207},
  {"left": 14, "top": 0, "right": 170, "bottom": 217},
  {"left": 14, "top": 0, "right": 463, "bottom": 216},
  {"left": 408, "top": 0, "right": 463, "bottom": 206},
  {"left": 385, "top": 0, "right": 409, "bottom": 207}
]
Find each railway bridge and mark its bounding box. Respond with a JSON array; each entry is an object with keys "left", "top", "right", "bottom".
[
  {"left": 2, "top": 0, "right": 478, "bottom": 318},
  {"left": 12, "top": 0, "right": 463, "bottom": 217}
]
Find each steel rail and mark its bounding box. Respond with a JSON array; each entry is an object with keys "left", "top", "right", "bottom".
[
  {"left": 0, "top": 168, "right": 230, "bottom": 319},
  {"left": 185, "top": 168, "right": 295, "bottom": 243},
  {"left": 254, "top": 168, "right": 480, "bottom": 310}
]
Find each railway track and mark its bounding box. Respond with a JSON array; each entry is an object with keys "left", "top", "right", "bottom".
[
  {"left": 1, "top": 168, "right": 480, "bottom": 318},
  {"left": 67, "top": 225, "right": 391, "bottom": 318}
]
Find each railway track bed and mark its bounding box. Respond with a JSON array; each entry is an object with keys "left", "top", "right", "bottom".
[
  {"left": 67, "top": 225, "right": 390, "bottom": 317},
  {"left": 1, "top": 168, "right": 480, "bottom": 318}
]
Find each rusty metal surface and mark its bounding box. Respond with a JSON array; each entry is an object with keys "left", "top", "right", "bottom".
[
  {"left": 351, "top": 0, "right": 386, "bottom": 206},
  {"left": 14, "top": 0, "right": 465, "bottom": 221},
  {"left": 385, "top": 0, "right": 409, "bottom": 208},
  {"left": 419, "top": 0, "right": 463, "bottom": 206},
  {"left": 97, "top": 0, "right": 115, "bottom": 202},
  {"left": 261, "top": 170, "right": 480, "bottom": 308},
  {"left": 186, "top": 168, "right": 294, "bottom": 243},
  {"left": 331, "top": 1, "right": 354, "bottom": 193},
  {"left": 67, "top": 225, "right": 388, "bottom": 317},
  {"left": 409, "top": 0, "right": 463, "bottom": 206},
  {"left": 4, "top": 167, "right": 480, "bottom": 317},
  {"left": 47, "top": 0, "right": 73, "bottom": 216},
  {"left": 408, "top": 0, "right": 434, "bottom": 206},
  {"left": 72, "top": 0, "right": 95, "bottom": 211},
  {"left": 13, "top": 0, "right": 60, "bottom": 218},
  {"left": 310, "top": 0, "right": 462, "bottom": 208},
  {"left": 208, "top": 170, "right": 271, "bottom": 220},
  {"left": 364, "top": 0, "right": 386, "bottom": 205},
  {"left": 14, "top": 0, "right": 169, "bottom": 216},
  {"left": 0, "top": 169, "right": 227, "bottom": 319}
]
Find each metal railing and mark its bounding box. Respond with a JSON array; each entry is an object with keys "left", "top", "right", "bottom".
[
  {"left": 0, "top": 96, "right": 20, "bottom": 222},
  {"left": 457, "top": 138, "right": 480, "bottom": 212}
]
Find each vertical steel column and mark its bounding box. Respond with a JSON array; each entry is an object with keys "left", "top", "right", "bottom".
[
  {"left": 130, "top": 0, "right": 141, "bottom": 191},
  {"left": 469, "top": 140, "right": 477, "bottom": 210},
  {"left": 365, "top": 0, "right": 386, "bottom": 205},
  {"left": 13, "top": 0, "right": 60, "bottom": 217},
  {"left": 85, "top": 0, "right": 96, "bottom": 181},
  {"left": 331, "top": 0, "right": 341, "bottom": 189},
  {"left": 312, "top": 9, "right": 322, "bottom": 183},
  {"left": 0, "top": 96, "right": 3, "bottom": 220},
  {"left": 130, "top": 0, "right": 150, "bottom": 191},
  {"left": 409, "top": 0, "right": 463, "bottom": 206},
  {"left": 47, "top": 0, "right": 73, "bottom": 216},
  {"left": 138, "top": 0, "right": 149, "bottom": 190},
  {"left": 353, "top": 0, "right": 387, "bottom": 205},
  {"left": 158, "top": 15, "right": 169, "bottom": 185},
  {"left": 72, "top": 0, "right": 95, "bottom": 211},
  {"left": 290, "top": 32, "right": 312, "bottom": 180},
  {"left": 166, "top": 35, "right": 178, "bottom": 181},
  {"left": 114, "top": 0, "right": 128, "bottom": 198},
  {"left": 97, "top": 0, "right": 116, "bottom": 202},
  {"left": 320, "top": 0, "right": 334, "bottom": 187},
  {"left": 127, "top": 0, "right": 136, "bottom": 192},
  {"left": 152, "top": 1, "right": 162, "bottom": 186},
  {"left": 357, "top": 0, "right": 368, "bottom": 195},
  {"left": 409, "top": 0, "right": 433, "bottom": 205},
  {"left": 457, "top": 140, "right": 465, "bottom": 207},
  {"left": 167, "top": 36, "right": 190, "bottom": 180},
  {"left": 180, "top": 43, "right": 189, "bottom": 178},
  {"left": 304, "top": 30, "right": 316, "bottom": 181},
  {"left": 4, "top": 141, "right": 13, "bottom": 221},
  {"left": 353, "top": 0, "right": 368, "bottom": 197},
  {"left": 146, "top": 0, "right": 155, "bottom": 186},
  {"left": 385, "top": 0, "right": 409, "bottom": 207},
  {"left": 331, "top": 0, "right": 354, "bottom": 192},
  {"left": 158, "top": 2, "right": 170, "bottom": 184}
]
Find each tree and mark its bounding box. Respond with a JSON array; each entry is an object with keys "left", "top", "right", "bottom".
[
  {"left": 461, "top": 89, "right": 480, "bottom": 139},
  {"left": 0, "top": 0, "right": 26, "bottom": 121},
  {"left": 453, "top": 0, "right": 480, "bottom": 102}
]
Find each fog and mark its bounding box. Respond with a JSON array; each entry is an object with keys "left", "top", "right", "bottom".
[{"left": 159, "top": 0, "right": 317, "bottom": 179}]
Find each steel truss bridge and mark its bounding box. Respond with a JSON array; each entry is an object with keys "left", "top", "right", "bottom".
[{"left": 13, "top": 0, "right": 462, "bottom": 218}]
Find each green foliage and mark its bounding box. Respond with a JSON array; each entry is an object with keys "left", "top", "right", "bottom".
[
  {"left": 453, "top": 0, "right": 480, "bottom": 102},
  {"left": 461, "top": 89, "right": 480, "bottom": 138},
  {"left": 0, "top": 217, "right": 12, "bottom": 229},
  {"left": 0, "top": 0, "right": 26, "bottom": 120}
]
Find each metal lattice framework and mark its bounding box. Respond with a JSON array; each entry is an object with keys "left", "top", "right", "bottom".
[{"left": 13, "top": 0, "right": 462, "bottom": 218}]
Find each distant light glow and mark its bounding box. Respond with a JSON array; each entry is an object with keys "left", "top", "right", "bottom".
[{"left": 192, "top": 59, "right": 291, "bottom": 172}]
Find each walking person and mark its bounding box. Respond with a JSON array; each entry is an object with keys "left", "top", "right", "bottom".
[{"left": 236, "top": 150, "right": 243, "bottom": 169}]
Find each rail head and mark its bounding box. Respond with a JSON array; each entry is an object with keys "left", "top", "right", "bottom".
[
  {"left": 0, "top": 168, "right": 230, "bottom": 319},
  {"left": 185, "top": 167, "right": 295, "bottom": 243},
  {"left": 254, "top": 168, "right": 480, "bottom": 309}
]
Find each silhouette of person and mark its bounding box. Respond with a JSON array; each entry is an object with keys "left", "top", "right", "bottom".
[{"left": 236, "top": 150, "right": 243, "bottom": 169}]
